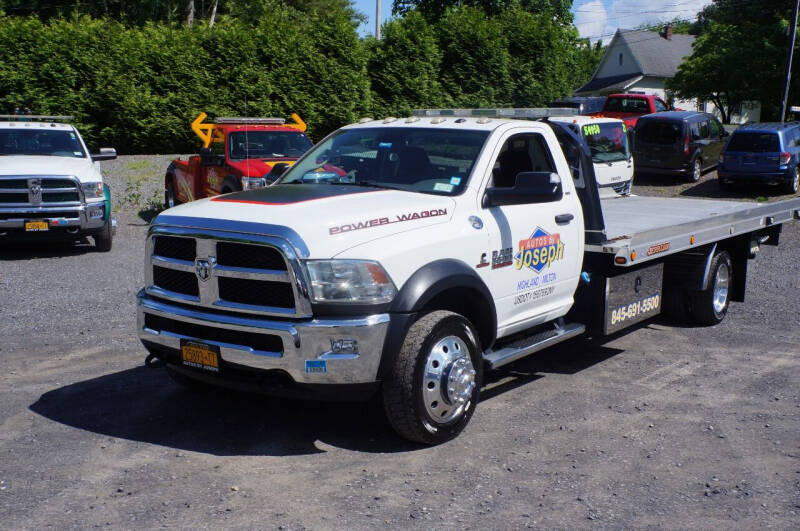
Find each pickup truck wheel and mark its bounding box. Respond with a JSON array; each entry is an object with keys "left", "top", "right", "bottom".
[
  {"left": 662, "top": 287, "right": 691, "bottom": 323},
  {"left": 165, "top": 365, "right": 214, "bottom": 391},
  {"left": 690, "top": 251, "right": 732, "bottom": 325},
  {"left": 689, "top": 158, "right": 702, "bottom": 182},
  {"left": 785, "top": 167, "right": 799, "bottom": 194},
  {"left": 93, "top": 219, "right": 113, "bottom": 252},
  {"left": 382, "top": 310, "right": 482, "bottom": 445},
  {"left": 165, "top": 178, "right": 180, "bottom": 208}
]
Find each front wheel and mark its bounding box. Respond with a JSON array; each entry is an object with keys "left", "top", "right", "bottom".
[
  {"left": 382, "top": 310, "right": 482, "bottom": 445},
  {"left": 691, "top": 251, "right": 732, "bottom": 325},
  {"left": 93, "top": 219, "right": 113, "bottom": 252}
]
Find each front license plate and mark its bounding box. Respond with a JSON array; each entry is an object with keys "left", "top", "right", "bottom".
[
  {"left": 25, "top": 220, "right": 49, "bottom": 232},
  {"left": 180, "top": 339, "right": 220, "bottom": 373}
]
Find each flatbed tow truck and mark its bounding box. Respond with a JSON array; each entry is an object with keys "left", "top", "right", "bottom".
[{"left": 137, "top": 108, "right": 800, "bottom": 444}]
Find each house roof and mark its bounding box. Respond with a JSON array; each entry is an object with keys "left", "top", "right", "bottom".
[
  {"left": 575, "top": 73, "right": 643, "bottom": 94},
  {"left": 575, "top": 28, "right": 695, "bottom": 94},
  {"left": 619, "top": 28, "right": 695, "bottom": 78}
]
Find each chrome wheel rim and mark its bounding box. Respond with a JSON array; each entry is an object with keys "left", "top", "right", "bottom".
[
  {"left": 712, "top": 263, "right": 729, "bottom": 314},
  {"left": 693, "top": 160, "right": 701, "bottom": 181},
  {"left": 166, "top": 186, "right": 175, "bottom": 208},
  {"left": 792, "top": 170, "right": 799, "bottom": 193},
  {"left": 422, "top": 335, "right": 476, "bottom": 425}
]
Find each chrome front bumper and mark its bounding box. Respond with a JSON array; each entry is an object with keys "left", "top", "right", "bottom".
[
  {"left": 0, "top": 201, "right": 108, "bottom": 231},
  {"left": 137, "top": 291, "right": 390, "bottom": 385}
]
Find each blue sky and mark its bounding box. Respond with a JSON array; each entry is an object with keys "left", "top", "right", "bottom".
[{"left": 355, "top": 0, "right": 712, "bottom": 40}]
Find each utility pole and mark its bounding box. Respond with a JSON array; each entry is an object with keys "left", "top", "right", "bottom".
[
  {"left": 376, "top": 0, "right": 381, "bottom": 40},
  {"left": 780, "top": 0, "right": 800, "bottom": 122}
]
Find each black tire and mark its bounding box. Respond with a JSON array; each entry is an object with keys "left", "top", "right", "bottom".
[
  {"left": 164, "top": 176, "right": 180, "bottom": 208},
  {"left": 221, "top": 176, "right": 241, "bottom": 195},
  {"left": 689, "top": 158, "right": 702, "bottom": 182},
  {"left": 165, "top": 365, "right": 214, "bottom": 391},
  {"left": 93, "top": 219, "right": 113, "bottom": 252},
  {"left": 784, "top": 167, "right": 799, "bottom": 194},
  {"left": 382, "top": 310, "right": 483, "bottom": 445},
  {"left": 690, "top": 251, "right": 733, "bottom": 325}
]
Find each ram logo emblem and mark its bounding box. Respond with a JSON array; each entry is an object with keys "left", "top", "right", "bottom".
[{"left": 194, "top": 257, "right": 216, "bottom": 282}]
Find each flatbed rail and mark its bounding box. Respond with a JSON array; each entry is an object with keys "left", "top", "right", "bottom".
[{"left": 588, "top": 196, "right": 800, "bottom": 265}]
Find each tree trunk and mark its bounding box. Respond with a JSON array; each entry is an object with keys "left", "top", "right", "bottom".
[
  {"left": 209, "top": 0, "right": 218, "bottom": 27},
  {"left": 186, "top": 0, "right": 195, "bottom": 26}
]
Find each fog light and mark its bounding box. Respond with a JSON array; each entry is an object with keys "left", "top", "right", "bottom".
[
  {"left": 88, "top": 206, "right": 104, "bottom": 219},
  {"left": 330, "top": 338, "right": 358, "bottom": 355}
]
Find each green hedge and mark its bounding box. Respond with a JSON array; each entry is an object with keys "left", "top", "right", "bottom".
[{"left": 0, "top": 5, "right": 599, "bottom": 154}]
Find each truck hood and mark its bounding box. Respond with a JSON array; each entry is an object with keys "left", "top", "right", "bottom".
[
  {"left": 0, "top": 155, "right": 99, "bottom": 182},
  {"left": 227, "top": 158, "right": 297, "bottom": 177},
  {"left": 156, "top": 184, "right": 455, "bottom": 258}
]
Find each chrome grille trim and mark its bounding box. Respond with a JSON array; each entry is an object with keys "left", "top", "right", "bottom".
[
  {"left": 0, "top": 175, "right": 83, "bottom": 207},
  {"left": 145, "top": 224, "right": 312, "bottom": 318}
]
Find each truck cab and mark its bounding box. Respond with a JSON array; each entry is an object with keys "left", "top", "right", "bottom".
[
  {"left": 549, "top": 116, "right": 633, "bottom": 196},
  {"left": 165, "top": 113, "right": 312, "bottom": 207}
]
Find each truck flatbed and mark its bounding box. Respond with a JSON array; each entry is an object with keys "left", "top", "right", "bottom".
[{"left": 588, "top": 195, "right": 800, "bottom": 264}]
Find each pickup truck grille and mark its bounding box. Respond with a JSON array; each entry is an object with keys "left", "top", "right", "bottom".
[
  {"left": 0, "top": 176, "right": 82, "bottom": 206},
  {"left": 146, "top": 230, "right": 310, "bottom": 317}
]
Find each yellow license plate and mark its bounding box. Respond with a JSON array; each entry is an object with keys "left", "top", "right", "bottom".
[
  {"left": 25, "top": 220, "right": 49, "bottom": 232},
  {"left": 180, "top": 340, "right": 220, "bottom": 373}
]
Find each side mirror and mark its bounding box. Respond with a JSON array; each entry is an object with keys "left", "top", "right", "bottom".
[
  {"left": 266, "top": 162, "right": 290, "bottom": 182},
  {"left": 91, "top": 147, "right": 117, "bottom": 161},
  {"left": 482, "top": 172, "right": 563, "bottom": 207}
]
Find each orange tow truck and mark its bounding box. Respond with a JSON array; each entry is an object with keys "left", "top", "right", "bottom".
[{"left": 164, "top": 113, "right": 312, "bottom": 207}]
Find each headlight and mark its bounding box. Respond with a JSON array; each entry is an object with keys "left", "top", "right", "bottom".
[
  {"left": 305, "top": 260, "right": 397, "bottom": 304},
  {"left": 242, "top": 177, "right": 267, "bottom": 190},
  {"left": 81, "top": 182, "right": 104, "bottom": 198}
]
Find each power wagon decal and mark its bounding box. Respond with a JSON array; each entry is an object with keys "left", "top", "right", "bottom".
[{"left": 329, "top": 208, "right": 448, "bottom": 235}]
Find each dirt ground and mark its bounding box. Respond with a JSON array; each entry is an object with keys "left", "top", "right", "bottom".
[{"left": 1, "top": 160, "right": 798, "bottom": 529}]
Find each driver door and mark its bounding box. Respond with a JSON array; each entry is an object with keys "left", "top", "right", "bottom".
[{"left": 480, "top": 130, "right": 583, "bottom": 337}]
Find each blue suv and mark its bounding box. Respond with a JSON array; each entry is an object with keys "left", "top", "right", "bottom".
[{"left": 718, "top": 122, "right": 800, "bottom": 194}]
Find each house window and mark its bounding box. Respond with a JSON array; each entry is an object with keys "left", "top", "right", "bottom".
[{"left": 618, "top": 53, "right": 623, "bottom": 66}]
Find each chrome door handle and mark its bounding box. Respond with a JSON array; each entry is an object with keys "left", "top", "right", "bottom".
[{"left": 555, "top": 213, "right": 574, "bottom": 225}]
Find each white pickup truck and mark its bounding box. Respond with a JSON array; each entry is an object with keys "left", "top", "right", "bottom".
[
  {"left": 137, "top": 108, "right": 800, "bottom": 444},
  {"left": 0, "top": 115, "right": 117, "bottom": 250}
]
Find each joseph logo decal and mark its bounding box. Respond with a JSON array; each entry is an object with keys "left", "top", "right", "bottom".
[{"left": 514, "top": 227, "right": 564, "bottom": 272}]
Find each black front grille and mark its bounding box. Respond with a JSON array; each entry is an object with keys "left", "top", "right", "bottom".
[
  {"left": 152, "top": 265, "right": 199, "bottom": 296},
  {"left": 218, "top": 277, "right": 294, "bottom": 308},
  {"left": 0, "top": 193, "right": 26, "bottom": 203},
  {"left": 42, "top": 179, "right": 77, "bottom": 189},
  {"left": 217, "top": 242, "right": 287, "bottom": 271},
  {"left": 153, "top": 235, "right": 196, "bottom": 262},
  {"left": 43, "top": 192, "right": 80, "bottom": 202},
  {"left": 0, "top": 210, "right": 81, "bottom": 220},
  {"left": 0, "top": 179, "right": 27, "bottom": 189},
  {"left": 144, "top": 313, "right": 283, "bottom": 354}
]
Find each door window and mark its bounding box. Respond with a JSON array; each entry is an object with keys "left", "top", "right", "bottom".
[
  {"left": 698, "top": 121, "right": 710, "bottom": 139},
  {"left": 491, "top": 134, "right": 555, "bottom": 189},
  {"left": 709, "top": 119, "right": 722, "bottom": 138},
  {"left": 654, "top": 99, "right": 668, "bottom": 112}
]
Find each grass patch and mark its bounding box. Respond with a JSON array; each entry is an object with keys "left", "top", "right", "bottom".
[{"left": 126, "top": 160, "right": 151, "bottom": 171}]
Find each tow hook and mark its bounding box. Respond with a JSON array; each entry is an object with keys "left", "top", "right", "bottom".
[{"left": 145, "top": 353, "right": 165, "bottom": 368}]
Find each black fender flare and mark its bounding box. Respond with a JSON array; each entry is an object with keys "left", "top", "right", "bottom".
[{"left": 377, "top": 259, "right": 497, "bottom": 380}]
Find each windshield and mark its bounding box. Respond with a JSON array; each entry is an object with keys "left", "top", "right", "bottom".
[
  {"left": 604, "top": 97, "right": 650, "bottom": 113},
  {"left": 280, "top": 127, "right": 490, "bottom": 195},
  {"left": 581, "top": 122, "right": 629, "bottom": 162},
  {"left": 726, "top": 132, "right": 780, "bottom": 153},
  {"left": 228, "top": 131, "right": 312, "bottom": 160},
  {"left": 0, "top": 129, "right": 86, "bottom": 157}
]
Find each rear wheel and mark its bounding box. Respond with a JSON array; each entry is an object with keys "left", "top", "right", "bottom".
[
  {"left": 689, "top": 158, "right": 702, "bottom": 182},
  {"left": 382, "top": 310, "right": 482, "bottom": 445},
  {"left": 690, "top": 250, "right": 732, "bottom": 325},
  {"left": 784, "top": 167, "right": 799, "bottom": 194}
]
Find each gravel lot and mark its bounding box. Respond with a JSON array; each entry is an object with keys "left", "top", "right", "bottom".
[{"left": 1, "top": 158, "right": 799, "bottom": 528}]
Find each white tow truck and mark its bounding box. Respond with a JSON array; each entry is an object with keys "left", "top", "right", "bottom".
[
  {"left": 137, "top": 108, "right": 800, "bottom": 444},
  {"left": 0, "top": 115, "right": 117, "bottom": 250}
]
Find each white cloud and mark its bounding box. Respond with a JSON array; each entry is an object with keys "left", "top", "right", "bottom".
[{"left": 573, "top": 0, "right": 713, "bottom": 43}]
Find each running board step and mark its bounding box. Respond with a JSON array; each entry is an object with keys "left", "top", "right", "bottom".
[{"left": 483, "top": 322, "right": 585, "bottom": 370}]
